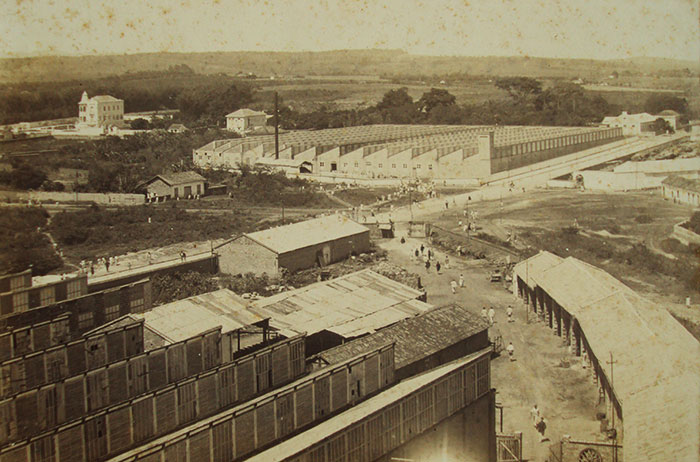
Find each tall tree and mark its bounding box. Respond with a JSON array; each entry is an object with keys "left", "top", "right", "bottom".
[{"left": 418, "top": 88, "right": 456, "bottom": 113}]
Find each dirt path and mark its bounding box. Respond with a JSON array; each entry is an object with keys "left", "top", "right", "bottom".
[{"left": 380, "top": 233, "right": 603, "bottom": 461}]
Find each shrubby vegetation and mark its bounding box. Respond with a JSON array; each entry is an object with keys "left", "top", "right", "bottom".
[
  {"left": 0, "top": 207, "right": 63, "bottom": 275},
  {"left": 0, "top": 66, "right": 253, "bottom": 125},
  {"left": 152, "top": 271, "right": 220, "bottom": 306},
  {"left": 49, "top": 203, "right": 255, "bottom": 260}
]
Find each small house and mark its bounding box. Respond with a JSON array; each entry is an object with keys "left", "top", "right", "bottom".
[
  {"left": 168, "top": 123, "right": 188, "bottom": 133},
  {"left": 143, "top": 171, "right": 206, "bottom": 200}
]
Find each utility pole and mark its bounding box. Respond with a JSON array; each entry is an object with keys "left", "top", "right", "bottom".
[
  {"left": 607, "top": 352, "right": 617, "bottom": 429},
  {"left": 274, "top": 91, "right": 279, "bottom": 160}
]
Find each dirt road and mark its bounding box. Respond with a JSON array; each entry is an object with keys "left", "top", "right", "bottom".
[{"left": 380, "top": 234, "right": 602, "bottom": 461}]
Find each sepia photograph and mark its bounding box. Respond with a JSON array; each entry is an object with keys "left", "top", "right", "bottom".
[{"left": 0, "top": 1, "right": 698, "bottom": 461}]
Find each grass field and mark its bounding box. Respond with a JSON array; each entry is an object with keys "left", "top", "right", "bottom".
[{"left": 434, "top": 189, "right": 697, "bottom": 299}]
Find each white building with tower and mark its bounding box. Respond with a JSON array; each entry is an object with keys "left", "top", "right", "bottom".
[{"left": 78, "top": 91, "right": 125, "bottom": 128}]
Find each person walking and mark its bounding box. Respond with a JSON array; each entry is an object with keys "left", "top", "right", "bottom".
[
  {"left": 536, "top": 416, "right": 548, "bottom": 442},
  {"left": 481, "top": 307, "right": 488, "bottom": 323},
  {"left": 105, "top": 258, "right": 110, "bottom": 272},
  {"left": 488, "top": 307, "right": 496, "bottom": 325},
  {"left": 435, "top": 261, "right": 441, "bottom": 274},
  {"left": 530, "top": 404, "right": 541, "bottom": 426},
  {"left": 507, "top": 305, "right": 514, "bottom": 322},
  {"left": 450, "top": 280, "right": 457, "bottom": 294},
  {"left": 424, "top": 259, "right": 431, "bottom": 273},
  {"left": 459, "top": 273, "right": 464, "bottom": 288},
  {"left": 506, "top": 342, "right": 515, "bottom": 361},
  {"left": 444, "top": 255, "right": 449, "bottom": 269},
  {"left": 420, "top": 244, "right": 425, "bottom": 255}
]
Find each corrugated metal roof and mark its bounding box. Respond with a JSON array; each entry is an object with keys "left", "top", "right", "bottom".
[
  {"left": 245, "top": 215, "right": 369, "bottom": 255},
  {"left": 246, "top": 348, "right": 492, "bottom": 462},
  {"left": 249, "top": 269, "right": 431, "bottom": 337},
  {"left": 517, "top": 253, "right": 700, "bottom": 462},
  {"left": 319, "top": 304, "right": 488, "bottom": 368},
  {"left": 130, "top": 289, "right": 266, "bottom": 343},
  {"left": 662, "top": 174, "right": 700, "bottom": 193}
]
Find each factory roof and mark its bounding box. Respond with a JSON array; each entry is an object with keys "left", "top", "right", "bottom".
[
  {"left": 129, "top": 289, "right": 266, "bottom": 343},
  {"left": 316, "top": 304, "right": 488, "bottom": 368},
  {"left": 249, "top": 269, "right": 431, "bottom": 338},
  {"left": 242, "top": 214, "right": 369, "bottom": 255}
]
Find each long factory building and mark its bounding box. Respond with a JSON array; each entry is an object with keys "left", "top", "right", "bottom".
[{"left": 193, "top": 124, "right": 624, "bottom": 180}]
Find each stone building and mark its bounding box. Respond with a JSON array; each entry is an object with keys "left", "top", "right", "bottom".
[{"left": 216, "top": 215, "right": 370, "bottom": 275}]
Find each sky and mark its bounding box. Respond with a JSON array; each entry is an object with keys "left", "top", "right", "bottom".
[{"left": 1, "top": 0, "right": 698, "bottom": 61}]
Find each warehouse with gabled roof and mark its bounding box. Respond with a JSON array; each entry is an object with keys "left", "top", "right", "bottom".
[{"left": 216, "top": 214, "right": 371, "bottom": 275}]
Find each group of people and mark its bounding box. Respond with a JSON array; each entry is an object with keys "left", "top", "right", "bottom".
[{"left": 79, "top": 255, "right": 118, "bottom": 275}]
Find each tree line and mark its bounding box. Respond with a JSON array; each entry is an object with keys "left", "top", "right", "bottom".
[{"left": 272, "top": 79, "right": 690, "bottom": 130}]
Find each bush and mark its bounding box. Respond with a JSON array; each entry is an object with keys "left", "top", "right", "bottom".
[
  {"left": 0, "top": 207, "right": 62, "bottom": 275},
  {"left": 634, "top": 214, "right": 653, "bottom": 224},
  {"left": 151, "top": 271, "right": 219, "bottom": 305}
]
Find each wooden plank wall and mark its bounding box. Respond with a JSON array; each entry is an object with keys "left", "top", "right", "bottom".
[
  {"left": 0, "top": 279, "right": 151, "bottom": 336},
  {"left": 0, "top": 336, "right": 307, "bottom": 461},
  {"left": 283, "top": 353, "right": 491, "bottom": 462},
  {"left": 0, "top": 275, "right": 88, "bottom": 317},
  {"left": 0, "top": 340, "right": 382, "bottom": 462},
  {"left": 0, "top": 315, "right": 71, "bottom": 362},
  {"left": 0, "top": 328, "right": 228, "bottom": 445},
  {"left": 0, "top": 321, "right": 144, "bottom": 398}
]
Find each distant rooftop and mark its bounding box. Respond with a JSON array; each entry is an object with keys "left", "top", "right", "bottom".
[
  {"left": 241, "top": 214, "right": 369, "bottom": 255},
  {"left": 91, "top": 95, "right": 122, "bottom": 102},
  {"left": 662, "top": 174, "right": 700, "bottom": 193},
  {"left": 226, "top": 108, "right": 267, "bottom": 118},
  {"left": 153, "top": 171, "right": 206, "bottom": 186}
]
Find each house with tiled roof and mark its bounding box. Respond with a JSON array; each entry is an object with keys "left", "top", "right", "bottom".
[
  {"left": 662, "top": 174, "right": 700, "bottom": 206},
  {"left": 600, "top": 111, "right": 656, "bottom": 136},
  {"left": 142, "top": 171, "right": 206, "bottom": 200}
]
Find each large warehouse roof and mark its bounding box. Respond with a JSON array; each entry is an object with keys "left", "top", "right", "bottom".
[
  {"left": 249, "top": 269, "right": 431, "bottom": 338},
  {"left": 516, "top": 253, "right": 700, "bottom": 462},
  {"left": 316, "top": 303, "right": 488, "bottom": 369},
  {"left": 245, "top": 215, "right": 369, "bottom": 255}
]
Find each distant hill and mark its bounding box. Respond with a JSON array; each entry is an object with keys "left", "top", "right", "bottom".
[{"left": 0, "top": 50, "right": 697, "bottom": 84}]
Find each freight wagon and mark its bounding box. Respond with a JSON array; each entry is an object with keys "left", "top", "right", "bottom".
[
  {"left": 0, "top": 319, "right": 144, "bottom": 398},
  {"left": 0, "top": 330, "right": 304, "bottom": 447},
  {"left": 0, "top": 336, "right": 308, "bottom": 462},
  {"left": 109, "top": 344, "right": 395, "bottom": 462},
  {"left": 0, "top": 315, "right": 71, "bottom": 362}
]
